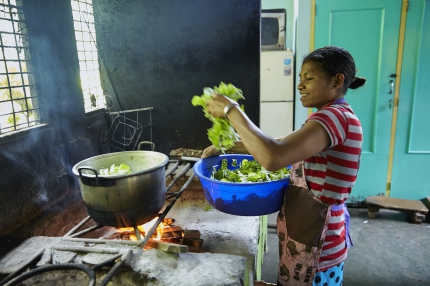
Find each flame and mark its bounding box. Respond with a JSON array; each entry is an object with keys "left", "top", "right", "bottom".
[{"left": 116, "top": 217, "right": 164, "bottom": 240}]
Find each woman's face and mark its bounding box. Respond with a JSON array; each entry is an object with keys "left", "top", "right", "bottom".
[{"left": 297, "top": 61, "right": 340, "bottom": 110}]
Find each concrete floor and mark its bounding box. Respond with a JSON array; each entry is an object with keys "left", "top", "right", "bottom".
[{"left": 261, "top": 207, "right": 430, "bottom": 286}]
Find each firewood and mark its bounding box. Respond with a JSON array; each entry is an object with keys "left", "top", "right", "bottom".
[
  {"left": 162, "top": 225, "right": 184, "bottom": 238},
  {"left": 162, "top": 218, "right": 175, "bottom": 226},
  {"left": 187, "top": 245, "right": 202, "bottom": 253},
  {"left": 160, "top": 237, "right": 182, "bottom": 244},
  {"left": 146, "top": 240, "right": 188, "bottom": 253},
  {"left": 183, "top": 230, "right": 201, "bottom": 239},
  {"left": 181, "top": 238, "right": 203, "bottom": 248}
]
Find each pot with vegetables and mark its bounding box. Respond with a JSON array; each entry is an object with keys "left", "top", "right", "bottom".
[{"left": 72, "top": 151, "right": 169, "bottom": 228}]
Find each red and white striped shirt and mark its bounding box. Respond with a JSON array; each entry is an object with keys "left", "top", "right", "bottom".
[{"left": 304, "top": 101, "right": 362, "bottom": 271}]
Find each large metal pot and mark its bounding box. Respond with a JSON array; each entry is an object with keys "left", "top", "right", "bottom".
[{"left": 72, "top": 151, "right": 169, "bottom": 228}]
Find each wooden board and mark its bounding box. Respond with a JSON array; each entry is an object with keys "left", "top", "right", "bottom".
[
  {"left": 365, "top": 196, "right": 428, "bottom": 213},
  {"left": 365, "top": 196, "right": 428, "bottom": 224}
]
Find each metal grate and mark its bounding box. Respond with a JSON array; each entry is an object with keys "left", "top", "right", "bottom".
[
  {"left": 104, "top": 107, "right": 153, "bottom": 152},
  {"left": 0, "top": 0, "right": 40, "bottom": 135},
  {"left": 71, "top": 0, "right": 106, "bottom": 112}
]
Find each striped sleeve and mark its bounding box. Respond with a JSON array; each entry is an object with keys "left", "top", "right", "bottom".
[{"left": 307, "top": 106, "right": 348, "bottom": 147}]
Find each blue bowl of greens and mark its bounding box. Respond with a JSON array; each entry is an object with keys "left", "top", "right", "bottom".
[{"left": 193, "top": 154, "right": 290, "bottom": 216}]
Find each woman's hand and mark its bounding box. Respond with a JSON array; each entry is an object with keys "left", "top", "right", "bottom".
[
  {"left": 206, "top": 93, "right": 236, "bottom": 117},
  {"left": 201, "top": 145, "right": 222, "bottom": 158}
]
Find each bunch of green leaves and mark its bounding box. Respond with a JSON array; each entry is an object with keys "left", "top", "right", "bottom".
[
  {"left": 211, "top": 158, "right": 290, "bottom": 183},
  {"left": 99, "top": 163, "right": 131, "bottom": 175},
  {"left": 191, "top": 82, "right": 245, "bottom": 153}
]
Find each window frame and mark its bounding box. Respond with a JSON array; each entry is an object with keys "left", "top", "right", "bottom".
[{"left": 0, "top": 0, "right": 40, "bottom": 136}]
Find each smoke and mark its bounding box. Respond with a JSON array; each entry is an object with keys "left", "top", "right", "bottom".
[{"left": 0, "top": 127, "right": 69, "bottom": 206}]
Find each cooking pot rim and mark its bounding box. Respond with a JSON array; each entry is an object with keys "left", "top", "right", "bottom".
[{"left": 72, "top": 150, "right": 169, "bottom": 178}]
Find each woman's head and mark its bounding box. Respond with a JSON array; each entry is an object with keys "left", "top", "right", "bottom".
[
  {"left": 302, "top": 46, "right": 366, "bottom": 95},
  {"left": 297, "top": 46, "right": 366, "bottom": 109}
]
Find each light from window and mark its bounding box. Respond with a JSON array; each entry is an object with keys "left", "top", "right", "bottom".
[
  {"left": 71, "top": 0, "right": 105, "bottom": 112},
  {"left": 0, "top": 0, "right": 40, "bottom": 135}
]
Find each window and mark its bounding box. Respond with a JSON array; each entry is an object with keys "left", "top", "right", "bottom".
[
  {"left": 71, "top": 0, "right": 106, "bottom": 112},
  {"left": 0, "top": 0, "right": 39, "bottom": 135}
]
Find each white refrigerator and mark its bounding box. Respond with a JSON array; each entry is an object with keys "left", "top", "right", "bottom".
[{"left": 260, "top": 50, "right": 294, "bottom": 138}]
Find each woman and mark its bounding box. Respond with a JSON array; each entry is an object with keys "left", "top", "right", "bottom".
[{"left": 203, "top": 46, "right": 365, "bottom": 285}]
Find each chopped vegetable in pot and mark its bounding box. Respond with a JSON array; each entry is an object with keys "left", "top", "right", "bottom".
[
  {"left": 211, "top": 158, "right": 290, "bottom": 183},
  {"left": 99, "top": 164, "right": 131, "bottom": 175}
]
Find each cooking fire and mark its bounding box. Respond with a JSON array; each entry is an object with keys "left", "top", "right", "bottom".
[{"left": 102, "top": 217, "right": 203, "bottom": 253}]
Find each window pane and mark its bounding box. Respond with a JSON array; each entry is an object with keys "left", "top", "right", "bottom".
[
  {"left": 85, "top": 51, "right": 93, "bottom": 60},
  {"left": 0, "top": 112, "right": 14, "bottom": 125},
  {"left": 14, "top": 111, "right": 28, "bottom": 126},
  {"left": 9, "top": 73, "right": 23, "bottom": 87},
  {"left": 0, "top": 101, "right": 13, "bottom": 116},
  {"left": 23, "top": 86, "right": 31, "bottom": 97},
  {"left": 22, "top": 73, "right": 29, "bottom": 85},
  {"left": 3, "top": 48, "right": 18, "bottom": 60},
  {"left": 10, "top": 87, "right": 24, "bottom": 99},
  {"left": 0, "top": 87, "right": 11, "bottom": 100},
  {"left": 5, "top": 60, "right": 20, "bottom": 72},
  {"left": 0, "top": 114, "right": 15, "bottom": 132},
  {"left": 74, "top": 21, "right": 82, "bottom": 31},
  {"left": 72, "top": 0, "right": 105, "bottom": 112},
  {"left": 17, "top": 46, "right": 26, "bottom": 60},
  {"left": 0, "top": 75, "right": 8, "bottom": 88},
  {"left": 0, "top": 60, "right": 6, "bottom": 73},
  {"left": 0, "top": 19, "right": 13, "bottom": 33},
  {"left": 25, "top": 97, "right": 33, "bottom": 109},
  {"left": 0, "top": 1, "right": 37, "bottom": 134},
  {"left": 20, "top": 60, "right": 28, "bottom": 72},
  {"left": 13, "top": 98, "right": 25, "bottom": 111},
  {"left": 76, "top": 39, "right": 84, "bottom": 50},
  {"left": 1, "top": 33, "right": 16, "bottom": 46}
]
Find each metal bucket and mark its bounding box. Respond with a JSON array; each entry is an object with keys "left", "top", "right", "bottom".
[{"left": 72, "top": 151, "right": 169, "bottom": 228}]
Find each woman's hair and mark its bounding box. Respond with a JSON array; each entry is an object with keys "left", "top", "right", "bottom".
[{"left": 303, "top": 46, "right": 366, "bottom": 95}]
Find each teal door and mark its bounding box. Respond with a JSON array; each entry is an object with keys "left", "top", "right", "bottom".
[
  {"left": 391, "top": 0, "right": 430, "bottom": 200},
  {"left": 314, "top": 0, "right": 403, "bottom": 202}
]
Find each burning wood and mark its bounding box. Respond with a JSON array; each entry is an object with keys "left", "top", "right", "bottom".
[
  {"left": 161, "top": 225, "right": 184, "bottom": 239},
  {"left": 101, "top": 218, "right": 203, "bottom": 253}
]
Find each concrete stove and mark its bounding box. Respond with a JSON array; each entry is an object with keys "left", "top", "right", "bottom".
[{"left": 0, "top": 160, "right": 264, "bottom": 285}]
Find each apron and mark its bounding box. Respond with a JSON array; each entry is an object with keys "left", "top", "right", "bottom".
[{"left": 276, "top": 161, "right": 334, "bottom": 285}]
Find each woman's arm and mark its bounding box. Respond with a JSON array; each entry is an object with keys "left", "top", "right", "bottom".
[
  {"left": 201, "top": 140, "right": 248, "bottom": 158},
  {"left": 206, "top": 94, "right": 330, "bottom": 170}
]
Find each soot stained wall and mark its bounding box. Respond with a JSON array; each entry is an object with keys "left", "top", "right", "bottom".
[
  {"left": 0, "top": 0, "right": 261, "bottom": 234},
  {"left": 0, "top": 0, "right": 103, "bottom": 234},
  {"left": 93, "top": 0, "right": 261, "bottom": 155}
]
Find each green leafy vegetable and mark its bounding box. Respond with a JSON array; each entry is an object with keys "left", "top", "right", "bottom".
[
  {"left": 211, "top": 158, "right": 290, "bottom": 183},
  {"left": 99, "top": 164, "right": 131, "bottom": 175},
  {"left": 191, "top": 82, "right": 245, "bottom": 153}
]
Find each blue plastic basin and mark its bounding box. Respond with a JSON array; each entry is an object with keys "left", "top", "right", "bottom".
[{"left": 193, "top": 154, "right": 290, "bottom": 216}]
